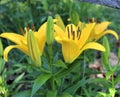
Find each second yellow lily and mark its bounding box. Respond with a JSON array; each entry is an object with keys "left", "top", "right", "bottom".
[{"left": 54, "top": 23, "right": 105, "bottom": 63}]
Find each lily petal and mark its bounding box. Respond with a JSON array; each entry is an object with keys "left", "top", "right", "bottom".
[
  {"left": 61, "top": 40, "right": 80, "bottom": 63},
  {"left": 0, "top": 33, "right": 25, "bottom": 44},
  {"left": 81, "top": 42, "right": 105, "bottom": 52},
  {"left": 94, "top": 22, "right": 111, "bottom": 34},
  {"left": 95, "top": 30, "right": 119, "bottom": 40},
  {"left": 35, "top": 23, "right": 47, "bottom": 54},
  {"left": 4, "top": 45, "right": 28, "bottom": 61},
  {"left": 54, "top": 25, "right": 66, "bottom": 39},
  {"left": 78, "top": 23, "right": 95, "bottom": 49}
]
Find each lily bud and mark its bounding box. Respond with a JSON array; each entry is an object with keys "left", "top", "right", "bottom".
[
  {"left": 27, "top": 30, "right": 41, "bottom": 67},
  {"left": 102, "top": 36, "right": 110, "bottom": 65},
  {"left": 70, "top": 10, "right": 79, "bottom": 26},
  {"left": 46, "top": 16, "right": 54, "bottom": 45},
  {"left": 55, "top": 14, "right": 66, "bottom": 31}
]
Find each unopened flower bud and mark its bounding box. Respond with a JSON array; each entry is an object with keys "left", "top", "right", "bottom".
[
  {"left": 27, "top": 30, "right": 41, "bottom": 67},
  {"left": 46, "top": 16, "right": 54, "bottom": 45}
]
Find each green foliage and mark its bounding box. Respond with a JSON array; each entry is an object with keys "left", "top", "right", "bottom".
[
  {"left": 31, "top": 73, "right": 52, "bottom": 97},
  {"left": 0, "top": 0, "right": 120, "bottom": 97}
]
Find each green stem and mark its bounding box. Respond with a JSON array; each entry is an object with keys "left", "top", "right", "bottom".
[{"left": 48, "top": 44, "right": 55, "bottom": 90}]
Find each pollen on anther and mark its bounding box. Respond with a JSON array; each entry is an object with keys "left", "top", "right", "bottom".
[
  {"left": 67, "top": 27, "right": 70, "bottom": 39},
  {"left": 71, "top": 25, "right": 73, "bottom": 35},
  {"left": 72, "top": 31, "right": 75, "bottom": 40},
  {"left": 20, "top": 27, "right": 25, "bottom": 36},
  {"left": 77, "top": 27, "right": 81, "bottom": 40}
]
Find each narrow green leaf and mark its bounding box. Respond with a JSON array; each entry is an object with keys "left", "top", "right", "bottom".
[
  {"left": 31, "top": 73, "right": 52, "bottom": 97},
  {"left": 0, "top": 39, "right": 3, "bottom": 56},
  {"left": 13, "top": 73, "right": 25, "bottom": 83},
  {"left": 46, "top": 90, "right": 57, "bottom": 97},
  {"left": 61, "top": 92, "right": 73, "bottom": 97},
  {"left": 55, "top": 60, "right": 80, "bottom": 79},
  {"left": 13, "top": 90, "right": 31, "bottom": 97},
  {"left": 54, "top": 78, "right": 61, "bottom": 86},
  {"left": 53, "top": 60, "right": 67, "bottom": 69},
  {"left": 65, "top": 78, "right": 90, "bottom": 95},
  {"left": 0, "top": 58, "right": 5, "bottom": 73}
]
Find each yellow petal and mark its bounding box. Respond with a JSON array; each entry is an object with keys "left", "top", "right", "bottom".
[
  {"left": 54, "top": 24, "right": 66, "bottom": 39},
  {"left": 94, "top": 22, "right": 111, "bottom": 34},
  {"left": 3, "top": 45, "right": 28, "bottom": 61},
  {"left": 61, "top": 40, "right": 80, "bottom": 63},
  {"left": 35, "top": 23, "right": 47, "bottom": 54},
  {"left": 78, "top": 23, "right": 95, "bottom": 49},
  {"left": 81, "top": 42, "right": 105, "bottom": 52},
  {"left": 95, "top": 30, "right": 119, "bottom": 40},
  {"left": 0, "top": 33, "right": 25, "bottom": 44}
]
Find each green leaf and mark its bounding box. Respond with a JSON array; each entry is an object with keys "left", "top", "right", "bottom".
[
  {"left": 31, "top": 73, "right": 52, "bottom": 97},
  {"left": 0, "top": 39, "right": 3, "bottom": 56},
  {"left": 55, "top": 60, "right": 80, "bottom": 79},
  {"left": 13, "top": 90, "right": 31, "bottom": 97},
  {"left": 53, "top": 60, "right": 67, "bottom": 69},
  {"left": 61, "top": 92, "right": 73, "bottom": 97},
  {"left": 65, "top": 78, "right": 90, "bottom": 95},
  {"left": 106, "top": 71, "right": 114, "bottom": 80},
  {"left": 54, "top": 78, "right": 61, "bottom": 86},
  {"left": 13, "top": 73, "right": 25, "bottom": 83},
  {"left": 0, "top": 57, "right": 5, "bottom": 73},
  {"left": 46, "top": 90, "right": 57, "bottom": 97}
]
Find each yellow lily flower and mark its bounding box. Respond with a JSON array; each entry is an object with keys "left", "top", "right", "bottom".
[
  {"left": 54, "top": 23, "right": 105, "bottom": 63},
  {"left": 0, "top": 23, "right": 47, "bottom": 62},
  {"left": 89, "top": 21, "right": 119, "bottom": 41}
]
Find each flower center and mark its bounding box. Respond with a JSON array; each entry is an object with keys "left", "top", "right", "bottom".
[{"left": 67, "top": 24, "right": 81, "bottom": 40}]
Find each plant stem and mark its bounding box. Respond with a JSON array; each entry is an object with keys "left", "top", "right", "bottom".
[{"left": 48, "top": 44, "right": 55, "bottom": 90}]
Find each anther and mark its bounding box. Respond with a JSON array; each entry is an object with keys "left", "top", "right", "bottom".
[
  {"left": 20, "top": 27, "right": 25, "bottom": 35},
  {"left": 72, "top": 31, "right": 75, "bottom": 40},
  {"left": 77, "top": 27, "right": 81, "bottom": 40},
  {"left": 26, "top": 25, "right": 30, "bottom": 32},
  {"left": 71, "top": 25, "right": 73, "bottom": 35},
  {"left": 77, "top": 27, "right": 80, "bottom": 37},
  {"left": 32, "top": 24, "right": 35, "bottom": 31},
  {"left": 67, "top": 27, "right": 70, "bottom": 39}
]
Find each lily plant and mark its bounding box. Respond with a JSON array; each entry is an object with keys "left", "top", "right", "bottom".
[{"left": 0, "top": 23, "right": 47, "bottom": 66}]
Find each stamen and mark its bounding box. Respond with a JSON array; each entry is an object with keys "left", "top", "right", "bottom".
[
  {"left": 71, "top": 25, "right": 73, "bottom": 35},
  {"left": 32, "top": 24, "right": 35, "bottom": 31},
  {"left": 77, "top": 27, "right": 80, "bottom": 37},
  {"left": 78, "top": 31, "right": 81, "bottom": 40},
  {"left": 26, "top": 25, "right": 30, "bottom": 32},
  {"left": 67, "top": 27, "right": 70, "bottom": 39},
  {"left": 72, "top": 31, "right": 75, "bottom": 40},
  {"left": 77, "top": 27, "right": 81, "bottom": 40},
  {"left": 20, "top": 27, "right": 24, "bottom": 35},
  {"left": 96, "top": 19, "right": 101, "bottom": 23}
]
